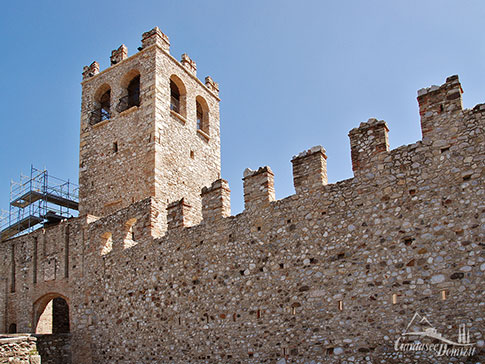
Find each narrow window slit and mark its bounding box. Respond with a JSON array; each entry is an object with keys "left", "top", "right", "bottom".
[
  {"left": 441, "top": 290, "right": 447, "bottom": 300},
  {"left": 338, "top": 300, "right": 343, "bottom": 311},
  {"left": 392, "top": 293, "right": 397, "bottom": 304}
]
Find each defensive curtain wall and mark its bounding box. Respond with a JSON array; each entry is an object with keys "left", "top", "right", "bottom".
[{"left": 0, "top": 27, "right": 483, "bottom": 364}]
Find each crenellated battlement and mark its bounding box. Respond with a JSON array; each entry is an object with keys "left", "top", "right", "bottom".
[
  {"left": 201, "top": 179, "right": 231, "bottom": 223},
  {"left": 242, "top": 166, "right": 275, "bottom": 211},
  {"left": 110, "top": 44, "right": 128, "bottom": 66},
  {"left": 349, "top": 118, "right": 389, "bottom": 174},
  {"left": 417, "top": 75, "right": 464, "bottom": 146},
  {"left": 140, "top": 26, "right": 170, "bottom": 51},
  {"left": 166, "top": 198, "right": 192, "bottom": 230},
  {"left": 80, "top": 27, "right": 219, "bottom": 100},
  {"left": 1, "top": 25, "right": 483, "bottom": 363},
  {"left": 81, "top": 74, "right": 483, "bottom": 243},
  {"left": 291, "top": 145, "right": 328, "bottom": 194}
]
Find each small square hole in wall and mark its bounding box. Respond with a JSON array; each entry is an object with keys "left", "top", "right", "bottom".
[
  {"left": 441, "top": 290, "right": 447, "bottom": 300},
  {"left": 190, "top": 150, "right": 194, "bottom": 159},
  {"left": 392, "top": 293, "right": 397, "bottom": 304},
  {"left": 257, "top": 226, "right": 261, "bottom": 231},
  {"left": 338, "top": 300, "right": 344, "bottom": 311}
]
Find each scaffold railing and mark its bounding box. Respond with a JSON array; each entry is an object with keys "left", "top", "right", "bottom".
[{"left": 0, "top": 166, "right": 79, "bottom": 241}]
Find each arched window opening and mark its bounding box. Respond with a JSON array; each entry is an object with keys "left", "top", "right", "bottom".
[
  {"left": 127, "top": 75, "right": 140, "bottom": 108},
  {"left": 169, "top": 75, "right": 187, "bottom": 118},
  {"left": 170, "top": 80, "right": 180, "bottom": 113},
  {"left": 195, "top": 96, "right": 209, "bottom": 135},
  {"left": 99, "top": 90, "right": 111, "bottom": 120},
  {"left": 196, "top": 101, "right": 203, "bottom": 130},
  {"left": 35, "top": 296, "right": 70, "bottom": 334},
  {"left": 8, "top": 323, "right": 17, "bottom": 334},
  {"left": 90, "top": 85, "right": 111, "bottom": 125},
  {"left": 118, "top": 72, "right": 141, "bottom": 112}
]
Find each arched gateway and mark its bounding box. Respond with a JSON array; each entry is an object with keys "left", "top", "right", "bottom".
[{"left": 33, "top": 293, "right": 70, "bottom": 334}]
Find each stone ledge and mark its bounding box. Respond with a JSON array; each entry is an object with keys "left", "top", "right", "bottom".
[
  {"left": 243, "top": 166, "right": 274, "bottom": 179},
  {"left": 119, "top": 105, "right": 139, "bottom": 117},
  {"left": 170, "top": 109, "right": 187, "bottom": 124},
  {"left": 348, "top": 118, "right": 389, "bottom": 135},
  {"left": 91, "top": 119, "right": 110, "bottom": 129},
  {"left": 197, "top": 128, "right": 210, "bottom": 142},
  {"left": 201, "top": 179, "right": 230, "bottom": 195},
  {"left": 292, "top": 145, "right": 326, "bottom": 161}
]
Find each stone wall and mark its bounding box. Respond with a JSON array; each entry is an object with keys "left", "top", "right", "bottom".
[
  {"left": 73, "top": 75, "right": 482, "bottom": 363},
  {"left": 35, "top": 334, "right": 71, "bottom": 364},
  {"left": 0, "top": 28, "right": 483, "bottom": 364},
  {"left": 0, "top": 335, "right": 40, "bottom": 363},
  {"left": 0, "top": 334, "right": 70, "bottom": 364}
]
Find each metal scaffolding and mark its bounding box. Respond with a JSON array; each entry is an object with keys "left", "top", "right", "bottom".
[{"left": 0, "top": 166, "right": 79, "bottom": 241}]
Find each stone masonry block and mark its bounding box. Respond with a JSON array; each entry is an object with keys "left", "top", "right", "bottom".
[
  {"left": 291, "top": 145, "right": 327, "bottom": 194},
  {"left": 201, "top": 179, "right": 231, "bottom": 223},
  {"left": 243, "top": 166, "right": 275, "bottom": 210},
  {"left": 349, "top": 118, "right": 389, "bottom": 174}
]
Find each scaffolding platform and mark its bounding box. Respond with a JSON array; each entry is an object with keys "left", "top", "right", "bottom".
[
  {"left": 1, "top": 216, "right": 44, "bottom": 241},
  {"left": 0, "top": 166, "right": 79, "bottom": 241},
  {"left": 11, "top": 190, "right": 79, "bottom": 210}
]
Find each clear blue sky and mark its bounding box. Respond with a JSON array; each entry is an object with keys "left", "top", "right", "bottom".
[{"left": 0, "top": 1, "right": 484, "bottom": 217}]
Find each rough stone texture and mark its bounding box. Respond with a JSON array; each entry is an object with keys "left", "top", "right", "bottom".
[
  {"left": 243, "top": 166, "right": 276, "bottom": 210},
  {"left": 35, "top": 334, "right": 71, "bottom": 364},
  {"left": 201, "top": 179, "right": 231, "bottom": 223},
  {"left": 167, "top": 198, "right": 192, "bottom": 230},
  {"left": 0, "top": 28, "right": 484, "bottom": 364},
  {"left": 81, "top": 62, "right": 99, "bottom": 80},
  {"left": 141, "top": 26, "right": 170, "bottom": 51},
  {"left": 110, "top": 45, "right": 128, "bottom": 66},
  {"left": 181, "top": 53, "right": 197, "bottom": 76},
  {"left": 349, "top": 118, "right": 389, "bottom": 173},
  {"left": 0, "top": 335, "right": 40, "bottom": 363},
  {"left": 78, "top": 26, "right": 220, "bottom": 240},
  {"left": 291, "top": 146, "right": 327, "bottom": 194}
]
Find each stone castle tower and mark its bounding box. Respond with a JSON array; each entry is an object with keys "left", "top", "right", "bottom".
[{"left": 79, "top": 27, "right": 222, "bottom": 236}]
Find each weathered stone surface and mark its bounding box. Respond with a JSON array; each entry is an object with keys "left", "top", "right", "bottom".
[
  {"left": 0, "top": 29, "right": 484, "bottom": 364},
  {"left": 0, "top": 335, "right": 39, "bottom": 363}
]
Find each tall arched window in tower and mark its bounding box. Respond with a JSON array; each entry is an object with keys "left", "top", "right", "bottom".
[
  {"left": 118, "top": 71, "right": 141, "bottom": 112},
  {"left": 169, "top": 75, "right": 187, "bottom": 118},
  {"left": 127, "top": 75, "right": 140, "bottom": 108},
  {"left": 90, "top": 84, "right": 111, "bottom": 125},
  {"left": 195, "top": 96, "right": 209, "bottom": 135},
  {"left": 170, "top": 80, "right": 180, "bottom": 113},
  {"left": 99, "top": 89, "right": 111, "bottom": 119},
  {"left": 196, "top": 100, "right": 203, "bottom": 130}
]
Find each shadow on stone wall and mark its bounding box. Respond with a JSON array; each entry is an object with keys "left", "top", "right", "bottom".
[{"left": 35, "top": 334, "right": 71, "bottom": 364}]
